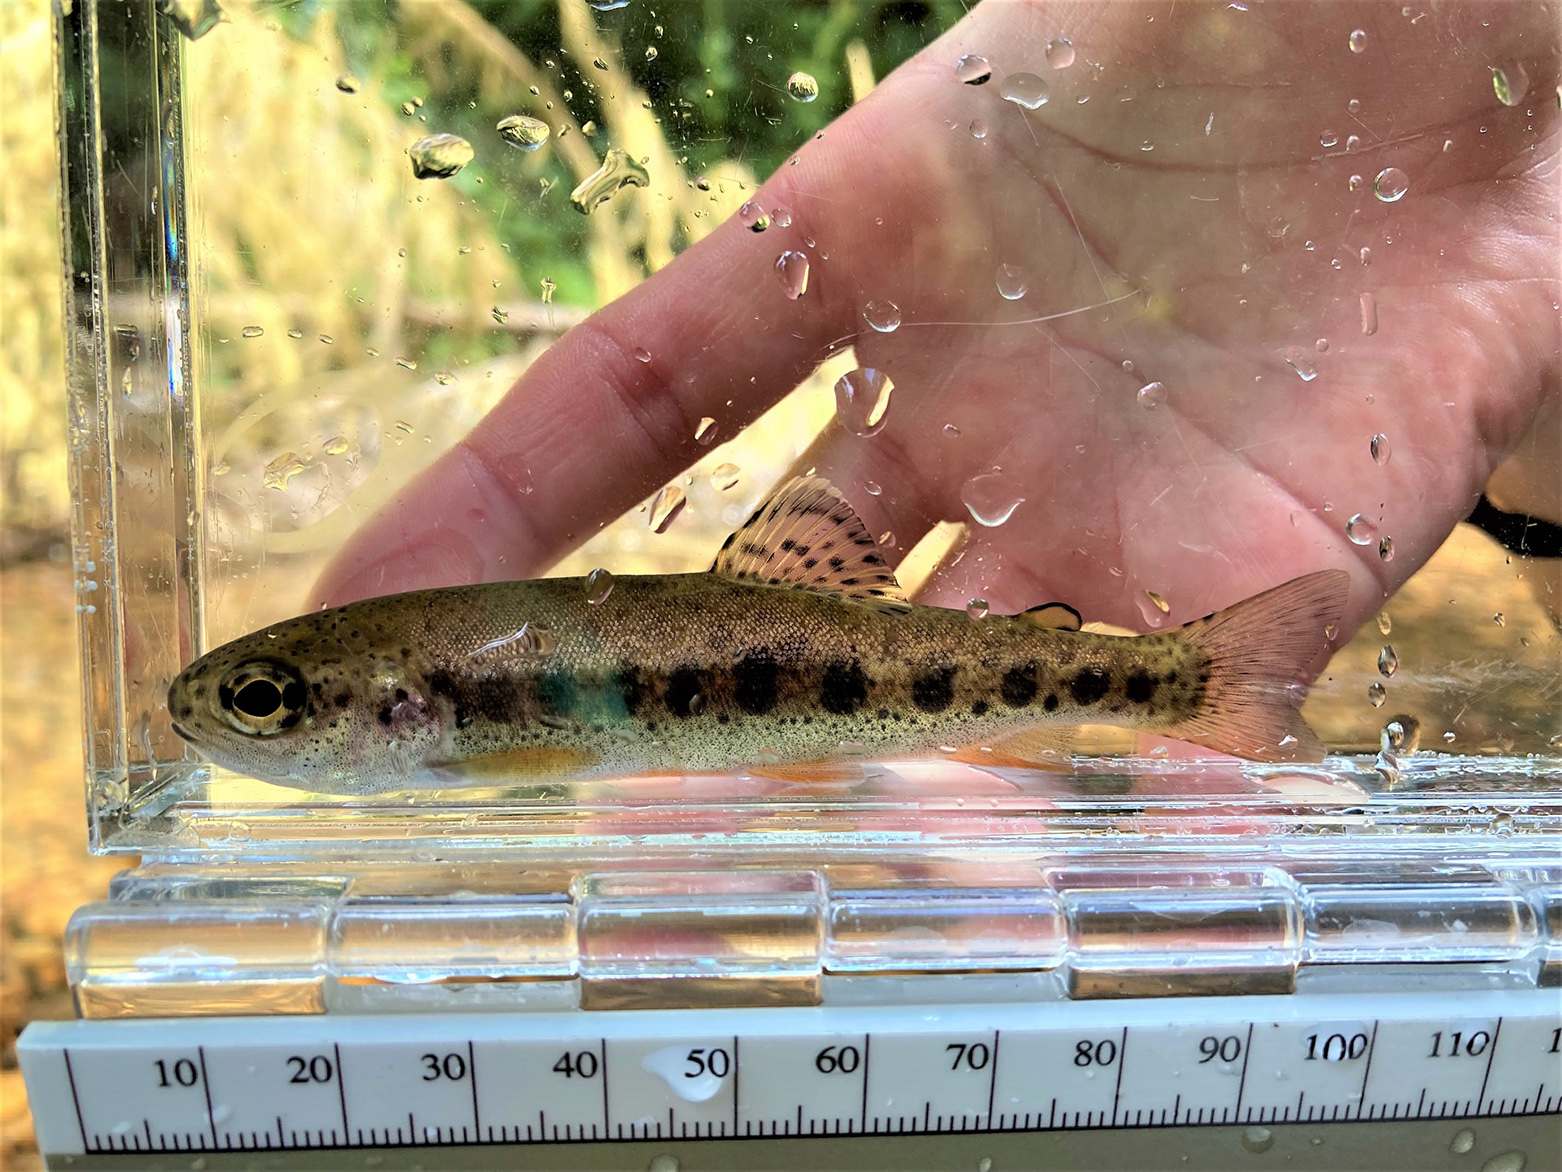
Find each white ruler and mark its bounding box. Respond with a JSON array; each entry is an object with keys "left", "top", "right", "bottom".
[{"left": 19, "top": 991, "right": 1561, "bottom": 1157}]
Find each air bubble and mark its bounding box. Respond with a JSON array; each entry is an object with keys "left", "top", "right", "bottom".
[
  {"left": 833, "top": 368, "right": 895, "bottom": 437},
  {"left": 956, "top": 54, "right": 992, "bottom": 85},
  {"left": 408, "top": 134, "right": 474, "bottom": 179},
  {"left": 1371, "top": 433, "right": 1391, "bottom": 464},
  {"left": 774, "top": 251, "right": 810, "bottom": 299},
  {"left": 1348, "top": 29, "right": 1368, "bottom": 52},
  {"left": 961, "top": 471, "right": 1026, "bottom": 527},
  {"left": 996, "top": 264, "right": 1029, "bottom": 300},
  {"left": 1373, "top": 167, "right": 1409, "bottom": 202},
  {"left": 585, "top": 568, "right": 615, "bottom": 604},
  {"left": 1378, "top": 645, "right": 1399, "bottom": 677},
  {"left": 1000, "top": 73, "right": 1049, "bottom": 109},
  {"left": 862, "top": 300, "right": 902, "bottom": 332},
  {"left": 497, "top": 114, "right": 550, "bottom": 151},
  {"left": 1346, "top": 513, "right": 1378, "bottom": 545},
  {"left": 786, "top": 72, "right": 819, "bottom": 102},
  {"left": 649, "top": 485, "right": 686, "bottom": 533},
  {"left": 570, "top": 149, "right": 650, "bottom": 214},
  {"left": 966, "top": 599, "right": 991, "bottom": 621},
  {"left": 1137, "top": 381, "right": 1166, "bottom": 409}
]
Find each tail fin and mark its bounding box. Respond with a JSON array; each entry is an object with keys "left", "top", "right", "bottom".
[{"left": 1164, "top": 570, "right": 1350, "bottom": 763}]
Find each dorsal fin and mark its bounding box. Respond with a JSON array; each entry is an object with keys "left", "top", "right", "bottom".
[
  {"left": 1020, "top": 601, "right": 1083, "bottom": 631},
  {"left": 711, "top": 476, "right": 907, "bottom": 606}
]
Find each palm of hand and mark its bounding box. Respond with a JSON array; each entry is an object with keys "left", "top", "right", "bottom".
[{"left": 314, "top": 2, "right": 1558, "bottom": 643}]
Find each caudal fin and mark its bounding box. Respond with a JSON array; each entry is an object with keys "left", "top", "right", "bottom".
[{"left": 1164, "top": 570, "right": 1350, "bottom": 763}]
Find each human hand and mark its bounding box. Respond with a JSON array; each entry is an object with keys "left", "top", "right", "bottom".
[{"left": 311, "top": 0, "right": 1559, "bottom": 643}]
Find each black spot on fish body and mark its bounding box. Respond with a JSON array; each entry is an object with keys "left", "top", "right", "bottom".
[
  {"left": 1125, "top": 670, "right": 1157, "bottom": 704},
  {"left": 666, "top": 666, "right": 706, "bottom": 717},
  {"left": 1001, "top": 664, "right": 1039, "bottom": 707},
  {"left": 803, "top": 558, "right": 818, "bottom": 570},
  {"left": 333, "top": 690, "right": 352, "bottom": 709},
  {"left": 912, "top": 667, "right": 956, "bottom": 714},
  {"left": 820, "top": 660, "right": 869, "bottom": 715},
  {"left": 829, "top": 556, "right": 845, "bottom": 570},
  {"left": 614, "top": 665, "right": 649, "bottom": 717},
  {"left": 1070, "top": 668, "right": 1111, "bottom": 706},
  {"left": 735, "top": 649, "right": 780, "bottom": 715},
  {"left": 1044, "top": 693, "right": 1059, "bottom": 712},
  {"left": 378, "top": 705, "right": 393, "bottom": 726},
  {"left": 971, "top": 699, "right": 989, "bottom": 717}
]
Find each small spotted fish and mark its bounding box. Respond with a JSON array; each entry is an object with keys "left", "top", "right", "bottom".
[{"left": 168, "top": 477, "right": 1349, "bottom": 793}]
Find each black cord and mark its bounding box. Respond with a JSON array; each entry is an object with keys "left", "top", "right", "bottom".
[{"left": 1466, "top": 495, "right": 1562, "bottom": 559}]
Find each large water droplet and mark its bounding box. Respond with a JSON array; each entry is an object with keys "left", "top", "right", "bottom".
[
  {"left": 497, "top": 114, "right": 550, "bottom": 151},
  {"left": 774, "top": 250, "right": 810, "bottom": 299},
  {"left": 585, "top": 567, "right": 615, "bottom": 604},
  {"left": 834, "top": 368, "right": 894, "bottom": 437},
  {"left": 1242, "top": 1127, "right": 1275, "bottom": 1155},
  {"left": 1371, "top": 433, "right": 1391, "bottom": 465},
  {"left": 1137, "top": 381, "right": 1167, "bottom": 409},
  {"left": 408, "top": 133, "right": 475, "bottom": 179},
  {"left": 710, "top": 463, "right": 741, "bottom": 492},
  {"left": 1478, "top": 1151, "right": 1528, "bottom": 1172},
  {"left": 1045, "top": 38, "right": 1076, "bottom": 69},
  {"left": 1348, "top": 28, "right": 1368, "bottom": 52},
  {"left": 262, "top": 452, "right": 308, "bottom": 490},
  {"left": 862, "top": 300, "right": 902, "bottom": 332},
  {"left": 1373, "top": 167, "right": 1410, "bottom": 202},
  {"left": 1346, "top": 513, "right": 1378, "bottom": 545},
  {"left": 1137, "top": 589, "right": 1171, "bottom": 629},
  {"left": 1492, "top": 61, "right": 1530, "bottom": 107},
  {"left": 1378, "top": 644, "right": 1399, "bottom": 677},
  {"left": 786, "top": 71, "right": 819, "bottom": 102},
  {"left": 649, "top": 485, "right": 686, "bottom": 533},
  {"left": 1000, "top": 73, "right": 1049, "bottom": 109},
  {"left": 570, "top": 148, "right": 651, "bottom": 214},
  {"left": 1367, "top": 682, "right": 1387, "bottom": 707},
  {"left": 961, "top": 472, "right": 1027, "bottom": 527},
  {"left": 996, "top": 264, "right": 1029, "bottom": 300},
  {"left": 157, "top": 0, "right": 222, "bottom": 39},
  {"left": 738, "top": 201, "right": 769, "bottom": 232},
  {"left": 966, "top": 599, "right": 990, "bottom": 621},
  {"left": 1284, "top": 346, "right": 1319, "bottom": 382},
  {"left": 1360, "top": 292, "right": 1379, "bottom": 335},
  {"left": 771, "top": 206, "right": 793, "bottom": 228},
  {"left": 956, "top": 54, "right": 993, "bottom": 85},
  {"left": 1450, "top": 1130, "right": 1477, "bottom": 1156}
]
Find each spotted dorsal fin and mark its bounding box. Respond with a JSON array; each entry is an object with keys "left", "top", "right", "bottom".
[
  {"left": 1020, "top": 601, "right": 1082, "bottom": 631},
  {"left": 711, "top": 476, "right": 907, "bottom": 607}
]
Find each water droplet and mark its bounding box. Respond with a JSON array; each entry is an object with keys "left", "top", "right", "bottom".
[
  {"left": 969, "top": 118, "right": 989, "bottom": 140},
  {"left": 738, "top": 201, "right": 770, "bottom": 232},
  {"left": 1492, "top": 62, "right": 1530, "bottom": 107},
  {"left": 1373, "top": 167, "right": 1409, "bottom": 202},
  {"left": 633, "top": 346, "right": 652, "bottom": 363},
  {"left": 212, "top": 460, "right": 230, "bottom": 476},
  {"left": 262, "top": 452, "right": 307, "bottom": 490},
  {"left": 1045, "top": 37, "right": 1076, "bottom": 69},
  {"left": 1242, "top": 1127, "right": 1276, "bottom": 1154},
  {"left": 996, "top": 264, "right": 1029, "bottom": 300},
  {"left": 570, "top": 149, "right": 650, "bottom": 214},
  {"left": 1383, "top": 720, "right": 1408, "bottom": 751},
  {"left": 956, "top": 54, "right": 993, "bottom": 85},
  {"left": 862, "top": 300, "right": 902, "bottom": 332},
  {"left": 774, "top": 250, "right": 810, "bottom": 299},
  {"left": 644, "top": 45, "right": 659, "bottom": 62},
  {"left": 1370, "top": 433, "right": 1391, "bottom": 465},
  {"left": 710, "top": 463, "right": 741, "bottom": 492},
  {"left": 334, "top": 73, "right": 360, "bottom": 93},
  {"left": 943, "top": 423, "right": 962, "bottom": 439},
  {"left": 323, "top": 435, "right": 351, "bottom": 456},
  {"left": 786, "top": 71, "right": 819, "bottom": 102},
  {"left": 157, "top": 0, "right": 222, "bottom": 39},
  {"left": 592, "top": 57, "right": 609, "bottom": 71},
  {"left": 966, "top": 599, "right": 990, "bottom": 621},
  {"left": 1348, "top": 28, "right": 1368, "bottom": 52},
  {"left": 977, "top": 1159, "right": 994, "bottom": 1172},
  {"left": 1378, "top": 610, "right": 1392, "bottom": 635},
  {"left": 1348, "top": 97, "right": 1363, "bottom": 115},
  {"left": 647, "top": 1154, "right": 681, "bottom": 1172},
  {"left": 581, "top": 120, "right": 599, "bottom": 137},
  {"left": 1348, "top": 173, "right": 1365, "bottom": 192},
  {"left": 961, "top": 471, "right": 1026, "bottom": 527},
  {"left": 999, "top": 72, "right": 1049, "bottom": 109},
  {"left": 1267, "top": 216, "right": 1289, "bottom": 239},
  {"left": 497, "top": 114, "right": 550, "bottom": 151},
  {"left": 1345, "top": 133, "right": 1362, "bottom": 152},
  {"left": 407, "top": 133, "right": 474, "bottom": 179},
  {"left": 1346, "top": 512, "right": 1378, "bottom": 545},
  {"left": 1450, "top": 1130, "right": 1477, "bottom": 1156},
  {"left": 1137, "top": 381, "right": 1167, "bottom": 409},
  {"left": 585, "top": 567, "right": 615, "bottom": 605},
  {"left": 1378, "top": 534, "right": 1395, "bottom": 562},
  {"left": 1378, "top": 644, "right": 1399, "bottom": 677},
  {"left": 1494, "top": 611, "right": 1506, "bottom": 627},
  {"left": 492, "top": 306, "right": 509, "bottom": 324},
  {"left": 878, "top": 530, "right": 894, "bottom": 546},
  {"left": 1145, "top": 589, "right": 1170, "bottom": 614},
  {"left": 1367, "top": 682, "right": 1387, "bottom": 707},
  {"left": 834, "top": 368, "right": 895, "bottom": 437},
  {"left": 1478, "top": 1151, "right": 1527, "bottom": 1172},
  {"left": 395, "top": 357, "right": 417, "bottom": 371},
  {"left": 649, "top": 485, "right": 686, "bottom": 533},
  {"left": 586, "top": 0, "right": 631, "bottom": 9},
  {"left": 1320, "top": 129, "right": 1339, "bottom": 148},
  {"left": 694, "top": 416, "right": 719, "bottom": 445},
  {"left": 1284, "top": 346, "right": 1319, "bottom": 382},
  {"left": 863, "top": 480, "right": 882, "bottom": 496},
  {"left": 286, "top": 327, "right": 303, "bottom": 339},
  {"left": 1360, "top": 292, "right": 1379, "bottom": 335},
  {"left": 1121, "top": 359, "right": 1135, "bottom": 374},
  {"left": 771, "top": 206, "right": 793, "bottom": 228},
  {"left": 241, "top": 325, "right": 263, "bottom": 338}
]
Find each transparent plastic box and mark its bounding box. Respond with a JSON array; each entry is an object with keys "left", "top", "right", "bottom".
[{"left": 52, "top": 0, "right": 1562, "bottom": 1017}]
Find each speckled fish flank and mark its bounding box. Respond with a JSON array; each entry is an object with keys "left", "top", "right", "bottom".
[{"left": 168, "top": 477, "right": 1349, "bottom": 793}]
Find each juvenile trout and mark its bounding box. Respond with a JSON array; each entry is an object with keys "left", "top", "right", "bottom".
[{"left": 168, "top": 477, "right": 1348, "bottom": 792}]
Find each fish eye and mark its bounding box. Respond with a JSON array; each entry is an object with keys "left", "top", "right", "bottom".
[{"left": 219, "top": 660, "right": 306, "bottom": 736}]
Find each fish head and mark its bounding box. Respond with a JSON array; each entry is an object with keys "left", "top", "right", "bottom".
[{"left": 167, "top": 614, "right": 447, "bottom": 790}]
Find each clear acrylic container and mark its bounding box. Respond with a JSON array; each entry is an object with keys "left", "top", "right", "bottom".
[{"left": 52, "top": 0, "right": 1562, "bottom": 1015}]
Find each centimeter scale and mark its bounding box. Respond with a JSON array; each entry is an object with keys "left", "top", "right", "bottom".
[{"left": 21, "top": 991, "right": 1561, "bottom": 1162}]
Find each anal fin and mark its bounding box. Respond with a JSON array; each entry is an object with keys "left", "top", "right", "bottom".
[
  {"left": 748, "top": 758, "right": 867, "bottom": 785},
  {"left": 951, "top": 726, "right": 1079, "bottom": 771}
]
